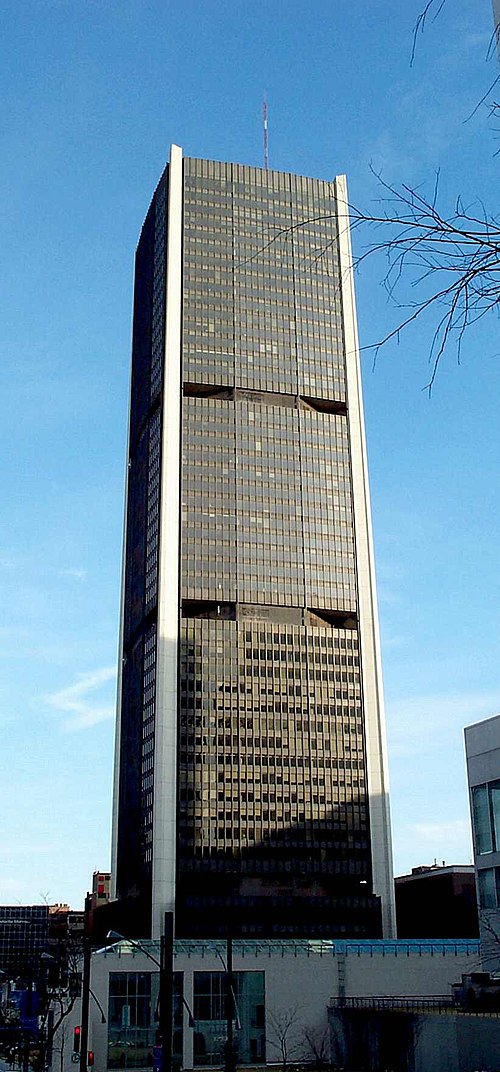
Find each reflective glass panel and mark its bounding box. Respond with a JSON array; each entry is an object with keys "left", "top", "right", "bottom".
[{"left": 472, "top": 784, "right": 493, "bottom": 854}]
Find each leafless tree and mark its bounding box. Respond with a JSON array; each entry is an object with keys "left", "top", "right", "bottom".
[
  {"left": 267, "top": 1005, "right": 303, "bottom": 1071},
  {"left": 236, "top": 2, "right": 500, "bottom": 393},
  {"left": 377, "top": 1, "right": 500, "bottom": 388},
  {"left": 415, "top": 0, "right": 500, "bottom": 68},
  {"left": 35, "top": 947, "right": 81, "bottom": 1072},
  {"left": 300, "top": 1024, "right": 332, "bottom": 1070},
  {"left": 348, "top": 174, "right": 500, "bottom": 391}
]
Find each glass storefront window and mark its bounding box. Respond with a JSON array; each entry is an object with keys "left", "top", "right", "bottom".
[
  {"left": 193, "top": 971, "right": 265, "bottom": 1066},
  {"left": 108, "top": 973, "right": 183, "bottom": 1070}
]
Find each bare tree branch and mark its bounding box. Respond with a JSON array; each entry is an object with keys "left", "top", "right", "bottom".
[
  {"left": 410, "top": 0, "right": 447, "bottom": 67},
  {"left": 465, "top": 73, "right": 500, "bottom": 123},
  {"left": 234, "top": 168, "right": 500, "bottom": 393},
  {"left": 348, "top": 169, "right": 500, "bottom": 391}
]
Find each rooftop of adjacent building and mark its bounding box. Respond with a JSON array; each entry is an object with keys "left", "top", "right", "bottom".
[
  {"left": 92, "top": 871, "right": 110, "bottom": 887},
  {"left": 97, "top": 936, "right": 480, "bottom": 960},
  {"left": 0, "top": 904, "right": 49, "bottom": 917},
  {"left": 395, "top": 863, "right": 475, "bottom": 885}
]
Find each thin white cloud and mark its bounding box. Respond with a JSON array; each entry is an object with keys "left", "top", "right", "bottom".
[
  {"left": 381, "top": 634, "right": 407, "bottom": 651},
  {"left": 59, "top": 568, "right": 88, "bottom": 582},
  {"left": 47, "top": 666, "right": 116, "bottom": 731},
  {"left": 387, "top": 691, "right": 500, "bottom": 759},
  {"left": 0, "top": 554, "right": 16, "bottom": 570},
  {"left": 0, "top": 842, "right": 58, "bottom": 860},
  {"left": 0, "top": 876, "right": 25, "bottom": 897},
  {"left": 396, "top": 819, "right": 473, "bottom": 873},
  {"left": 409, "top": 819, "right": 471, "bottom": 846}
]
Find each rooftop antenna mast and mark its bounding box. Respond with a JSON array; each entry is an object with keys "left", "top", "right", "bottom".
[{"left": 263, "top": 97, "right": 269, "bottom": 170}]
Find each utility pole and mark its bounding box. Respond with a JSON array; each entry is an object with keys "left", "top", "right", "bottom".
[
  {"left": 159, "top": 913, "right": 173, "bottom": 1072},
  {"left": 79, "top": 892, "right": 93, "bottom": 1072},
  {"left": 225, "top": 936, "right": 236, "bottom": 1072}
]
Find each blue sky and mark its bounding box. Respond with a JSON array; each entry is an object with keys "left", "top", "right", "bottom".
[{"left": 1, "top": 0, "right": 499, "bottom": 907}]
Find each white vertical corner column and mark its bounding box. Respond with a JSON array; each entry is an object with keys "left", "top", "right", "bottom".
[
  {"left": 151, "top": 144, "right": 183, "bottom": 938},
  {"left": 335, "top": 175, "right": 396, "bottom": 938}
]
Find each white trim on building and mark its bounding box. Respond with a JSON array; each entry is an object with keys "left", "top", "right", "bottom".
[
  {"left": 335, "top": 175, "right": 395, "bottom": 937},
  {"left": 151, "top": 144, "right": 184, "bottom": 937}
]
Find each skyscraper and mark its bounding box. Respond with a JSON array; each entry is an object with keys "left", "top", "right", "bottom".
[{"left": 111, "top": 146, "right": 395, "bottom": 940}]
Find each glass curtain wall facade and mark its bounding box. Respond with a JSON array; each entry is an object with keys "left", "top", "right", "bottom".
[
  {"left": 112, "top": 148, "right": 394, "bottom": 940},
  {"left": 0, "top": 905, "right": 49, "bottom": 980}
]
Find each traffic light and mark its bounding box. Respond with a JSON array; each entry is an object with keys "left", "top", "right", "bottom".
[
  {"left": 87, "top": 1053, "right": 94, "bottom": 1068},
  {"left": 73, "top": 1027, "right": 81, "bottom": 1054}
]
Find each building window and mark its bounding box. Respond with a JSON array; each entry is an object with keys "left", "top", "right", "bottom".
[
  {"left": 472, "top": 780, "right": 500, "bottom": 854},
  {"left": 108, "top": 972, "right": 183, "bottom": 1070},
  {"left": 492, "top": 782, "right": 500, "bottom": 849},
  {"left": 193, "top": 971, "right": 265, "bottom": 1066},
  {"left": 477, "top": 867, "right": 500, "bottom": 909}
]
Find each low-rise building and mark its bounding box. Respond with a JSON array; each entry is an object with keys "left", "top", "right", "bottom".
[
  {"left": 61, "top": 937, "right": 484, "bottom": 1072},
  {"left": 395, "top": 863, "right": 478, "bottom": 938},
  {"left": 0, "top": 905, "right": 49, "bottom": 982}
]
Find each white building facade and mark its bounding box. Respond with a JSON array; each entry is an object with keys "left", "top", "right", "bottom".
[
  {"left": 60, "top": 938, "right": 489, "bottom": 1072},
  {"left": 465, "top": 712, "right": 500, "bottom": 969}
]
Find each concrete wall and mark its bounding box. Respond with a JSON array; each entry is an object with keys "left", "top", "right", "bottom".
[
  {"left": 465, "top": 712, "right": 500, "bottom": 788},
  {"left": 330, "top": 1008, "right": 500, "bottom": 1072}
]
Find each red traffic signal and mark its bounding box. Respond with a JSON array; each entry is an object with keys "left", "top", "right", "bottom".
[
  {"left": 73, "top": 1027, "right": 81, "bottom": 1054},
  {"left": 87, "top": 1053, "right": 94, "bottom": 1068}
]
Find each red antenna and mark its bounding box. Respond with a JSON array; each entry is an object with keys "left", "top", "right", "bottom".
[{"left": 263, "top": 97, "right": 269, "bottom": 170}]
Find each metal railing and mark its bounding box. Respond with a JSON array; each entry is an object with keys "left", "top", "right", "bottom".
[{"left": 330, "top": 995, "right": 452, "bottom": 1012}]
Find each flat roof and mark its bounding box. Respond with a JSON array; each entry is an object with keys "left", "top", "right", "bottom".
[
  {"left": 96, "top": 937, "right": 480, "bottom": 959},
  {"left": 395, "top": 865, "right": 474, "bottom": 884}
]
